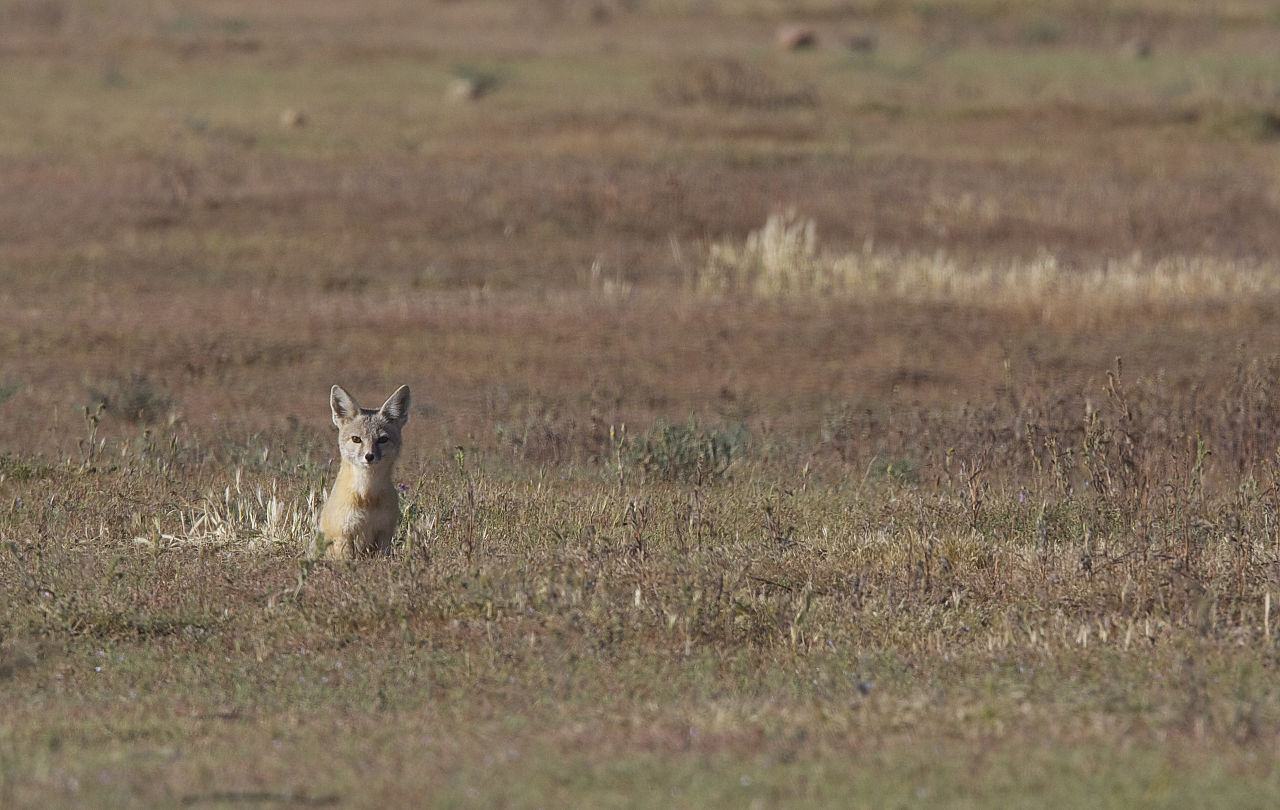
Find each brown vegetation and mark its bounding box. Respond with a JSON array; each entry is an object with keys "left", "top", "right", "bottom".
[{"left": 4, "top": 1, "right": 1280, "bottom": 806}]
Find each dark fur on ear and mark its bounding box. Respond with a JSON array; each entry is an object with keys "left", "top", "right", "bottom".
[
  {"left": 379, "top": 385, "right": 411, "bottom": 426},
  {"left": 330, "top": 385, "right": 360, "bottom": 427}
]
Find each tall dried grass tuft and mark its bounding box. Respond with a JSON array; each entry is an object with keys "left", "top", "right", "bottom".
[
  {"left": 701, "top": 211, "right": 821, "bottom": 296},
  {"left": 700, "top": 212, "right": 1280, "bottom": 312}
]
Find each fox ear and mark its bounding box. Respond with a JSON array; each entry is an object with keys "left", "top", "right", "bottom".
[
  {"left": 330, "top": 385, "right": 360, "bottom": 427},
  {"left": 380, "top": 385, "right": 411, "bottom": 426}
]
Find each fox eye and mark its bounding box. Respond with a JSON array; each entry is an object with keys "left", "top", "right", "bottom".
[
  {"left": 376, "top": 435, "right": 390, "bottom": 444},
  {"left": 350, "top": 436, "right": 362, "bottom": 444}
]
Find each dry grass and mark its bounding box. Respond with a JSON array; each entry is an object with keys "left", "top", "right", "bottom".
[
  {"left": 6, "top": 0, "right": 1280, "bottom": 806},
  {"left": 701, "top": 211, "right": 1280, "bottom": 319},
  {"left": 7, "top": 399, "right": 1280, "bottom": 806}
]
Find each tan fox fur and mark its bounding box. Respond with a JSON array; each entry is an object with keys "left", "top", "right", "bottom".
[{"left": 318, "top": 384, "right": 410, "bottom": 560}]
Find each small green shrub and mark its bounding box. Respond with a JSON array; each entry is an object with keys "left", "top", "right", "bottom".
[
  {"left": 87, "top": 373, "right": 175, "bottom": 425},
  {"left": 0, "top": 376, "right": 19, "bottom": 406},
  {"left": 867, "top": 456, "right": 920, "bottom": 484},
  {"left": 627, "top": 416, "right": 749, "bottom": 481},
  {"left": 0, "top": 452, "right": 53, "bottom": 482},
  {"left": 1022, "top": 19, "right": 1063, "bottom": 45},
  {"left": 1236, "top": 109, "right": 1280, "bottom": 141},
  {"left": 658, "top": 57, "right": 817, "bottom": 110}
]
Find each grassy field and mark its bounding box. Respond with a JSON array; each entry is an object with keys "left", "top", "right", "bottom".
[{"left": 5, "top": 0, "right": 1280, "bottom": 806}]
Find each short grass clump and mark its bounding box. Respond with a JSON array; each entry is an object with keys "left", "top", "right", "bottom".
[{"left": 154, "top": 471, "right": 320, "bottom": 553}]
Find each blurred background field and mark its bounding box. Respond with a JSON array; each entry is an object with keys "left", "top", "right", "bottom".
[{"left": 4, "top": 1, "right": 1280, "bottom": 807}]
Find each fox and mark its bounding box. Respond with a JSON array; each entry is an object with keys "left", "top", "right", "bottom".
[{"left": 318, "top": 384, "right": 411, "bottom": 560}]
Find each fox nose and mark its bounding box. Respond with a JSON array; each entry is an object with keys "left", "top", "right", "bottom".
[{"left": 364, "top": 452, "right": 375, "bottom": 463}]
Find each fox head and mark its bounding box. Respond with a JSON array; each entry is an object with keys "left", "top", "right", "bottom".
[{"left": 330, "top": 384, "right": 411, "bottom": 471}]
